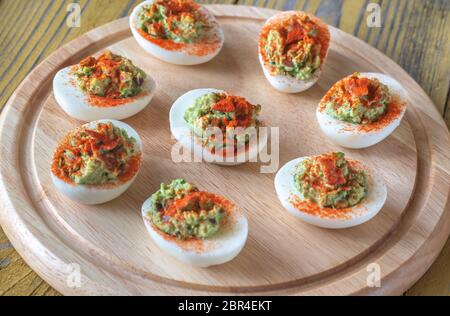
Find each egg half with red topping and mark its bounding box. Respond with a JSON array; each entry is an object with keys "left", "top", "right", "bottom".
[
  {"left": 142, "top": 179, "right": 248, "bottom": 267},
  {"left": 275, "top": 152, "right": 387, "bottom": 229},
  {"left": 51, "top": 119, "right": 142, "bottom": 204},
  {"left": 130, "top": 0, "right": 224, "bottom": 65},
  {"left": 53, "top": 51, "right": 156, "bottom": 121},
  {"left": 258, "top": 11, "right": 330, "bottom": 93},
  {"left": 169, "top": 88, "right": 268, "bottom": 165},
  {"left": 316, "top": 72, "right": 407, "bottom": 148}
]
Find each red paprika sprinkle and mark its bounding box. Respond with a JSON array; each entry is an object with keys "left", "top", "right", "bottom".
[
  {"left": 136, "top": 27, "right": 221, "bottom": 57},
  {"left": 352, "top": 98, "right": 405, "bottom": 133},
  {"left": 87, "top": 92, "right": 148, "bottom": 108},
  {"left": 149, "top": 221, "right": 209, "bottom": 253},
  {"left": 289, "top": 195, "right": 353, "bottom": 220},
  {"left": 163, "top": 191, "right": 233, "bottom": 219}
]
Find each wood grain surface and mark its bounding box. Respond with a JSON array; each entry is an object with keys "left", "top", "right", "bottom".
[{"left": 0, "top": 0, "right": 449, "bottom": 296}]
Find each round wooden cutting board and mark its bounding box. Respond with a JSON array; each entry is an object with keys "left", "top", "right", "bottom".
[{"left": 0, "top": 5, "right": 449, "bottom": 296}]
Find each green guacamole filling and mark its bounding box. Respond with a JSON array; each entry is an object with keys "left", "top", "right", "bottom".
[
  {"left": 146, "top": 179, "right": 227, "bottom": 239},
  {"left": 184, "top": 92, "right": 261, "bottom": 152},
  {"left": 294, "top": 152, "right": 368, "bottom": 208},
  {"left": 321, "top": 73, "right": 392, "bottom": 124},
  {"left": 136, "top": 0, "right": 206, "bottom": 43},
  {"left": 73, "top": 51, "right": 146, "bottom": 98},
  {"left": 54, "top": 122, "right": 139, "bottom": 185}
]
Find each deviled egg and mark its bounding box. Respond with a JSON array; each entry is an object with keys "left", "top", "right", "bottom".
[
  {"left": 258, "top": 11, "right": 330, "bottom": 93},
  {"left": 53, "top": 51, "right": 156, "bottom": 121},
  {"left": 275, "top": 152, "right": 387, "bottom": 229},
  {"left": 316, "top": 72, "right": 407, "bottom": 148},
  {"left": 169, "top": 88, "right": 268, "bottom": 165},
  {"left": 51, "top": 119, "right": 142, "bottom": 204},
  {"left": 130, "top": 0, "right": 224, "bottom": 65},
  {"left": 142, "top": 179, "right": 248, "bottom": 267}
]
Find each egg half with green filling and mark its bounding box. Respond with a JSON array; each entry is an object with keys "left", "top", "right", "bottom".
[
  {"left": 274, "top": 152, "right": 387, "bottom": 229},
  {"left": 141, "top": 179, "right": 248, "bottom": 267},
  {"left": 258, "top": 11, "right": 330, "bottom": 93},
  {"left": 316, "top": 72, "right": 407, "bottom": 148},
  {"left": 169, "top": 88, "right": 268, "bottom": 165},
  {"left": 53, "top": 51, "right": 156, "bottom": 121},
  {"left": 130, "top": 0, "right": 224, "bottom": 65},
  {"left": 51, "top": 119, "right": 142, "bottom": 205}
]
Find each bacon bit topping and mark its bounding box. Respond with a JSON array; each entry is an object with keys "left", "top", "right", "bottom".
[
  {"left": 285, "top": 20, "right": 306, "bottom": 46},
  {"left": 317, "top": 155, "right": 346, "bottom": 186},
  {"left": 210, "top": 94, "right": 254, "bottom": 128},
  {"left": 163, "top": 191, "right": 233, "bottom": 219},
  {"left": 345, "top": 76, "right": 370, "bottom": 97},
  {"left": 301, "top": 152, "right": 347, "bottom": 190},
  {"left": 319, "top": 75, "right": 386, "bottom": 112},
  {"left": 204, "top": 94, "right": 259, "bottom": 156}
]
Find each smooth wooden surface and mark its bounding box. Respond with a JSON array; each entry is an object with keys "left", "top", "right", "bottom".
[
  {"left": 0, "top": 5, "right": 449, "bottom": 296},
  {"left": 0, "top": 1, "right": 449, "bottom": 296}
]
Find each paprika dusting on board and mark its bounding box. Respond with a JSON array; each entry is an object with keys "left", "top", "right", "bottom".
[
  {"left": 134, "top": 0, "right": 222, "bottom": 57},
  {"left": 318, "top": 73, "right": 406, "bottom": 130},
  {"left": 258, "top": 11, "right": 330, "bottom": 80},
  {"left": 71, "top": 51, "right": 148, "bottom": 107},
  {"left": 51, "top": 122, "right": 141, "bottom": 186}
]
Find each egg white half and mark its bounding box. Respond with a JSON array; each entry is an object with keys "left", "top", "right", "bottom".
[
  {"left": 141, "top": 196, "right": 248, "bottom": 267},
  {"left": 258, "top": 11, "right": 329, "bottom": 93},
  {"left": 274, "top": 156, "right": 387, "bottom": 229},
  {"left": 129, "top": 0, "right": 224, "bottom": 65},
  {"left": 51, "top": 119, "right": 142, "bottom": 205},
  {"left": 316, "top": 72, "right": 407, "bottom": 149},
  {"left": 53, "top": 66, "right": 156, "bottom": 122},
  {"left": 258, "top": 53, "right": 321, "bottom": 93},
  {"left": 169, "top": 88, "right": 268, "bottom": 165}
]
